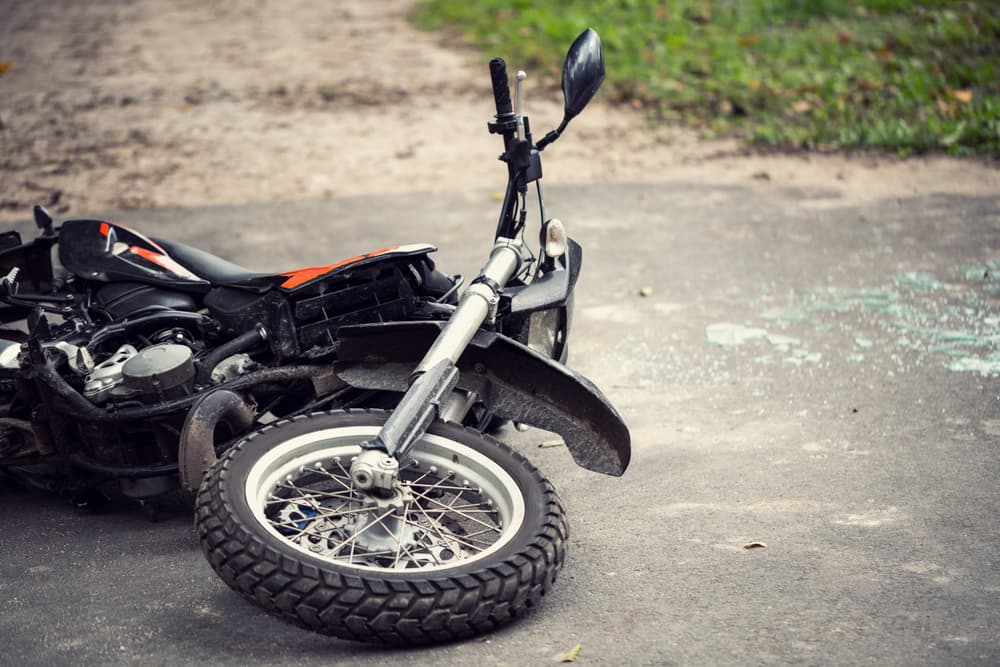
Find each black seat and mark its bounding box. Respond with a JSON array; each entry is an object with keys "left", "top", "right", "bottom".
[{"left": 152, "top": 238, "right": 271, "bottom": 285}]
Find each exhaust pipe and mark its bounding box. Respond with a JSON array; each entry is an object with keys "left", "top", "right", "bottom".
[{"left": 178, "top": 389, "right": 255, "bottom": 492}]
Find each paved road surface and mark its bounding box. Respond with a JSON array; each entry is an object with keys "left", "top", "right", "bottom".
[{"left": 1, "top": 181, "right": 998, "bottom": 665}]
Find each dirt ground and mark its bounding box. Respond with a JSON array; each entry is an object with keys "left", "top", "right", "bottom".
[{"left": 0, "top": 0, "right": 997, "bottom": 224}]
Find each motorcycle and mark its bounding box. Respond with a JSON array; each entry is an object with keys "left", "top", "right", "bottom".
[{"left": 0, "top": 29, "right": 630, "bottom": 644}]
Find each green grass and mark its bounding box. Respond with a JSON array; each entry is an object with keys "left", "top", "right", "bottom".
[{"left": 414, "top": 0, "right": 1000, "bottom": 156}]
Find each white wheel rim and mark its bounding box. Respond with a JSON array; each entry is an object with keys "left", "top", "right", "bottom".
[{"left": 244, "top": 425, "right": 526, "bottom": 572}]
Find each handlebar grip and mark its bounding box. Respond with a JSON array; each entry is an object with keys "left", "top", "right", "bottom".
[{"left": 489, "top": 58, "right": 514, "bottom": 119}]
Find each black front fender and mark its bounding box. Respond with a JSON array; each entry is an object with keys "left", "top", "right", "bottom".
[{"left": 335, "top": 322, "right": 630, "bottom": 476}]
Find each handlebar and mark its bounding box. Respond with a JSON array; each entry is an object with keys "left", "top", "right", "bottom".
[{"left": 489, "top": 58, "right": 515, "bottom": 122}]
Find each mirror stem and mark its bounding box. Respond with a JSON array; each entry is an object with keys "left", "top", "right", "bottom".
[{"left": 535, "top": 117, "right": 569, "bottom": 152}]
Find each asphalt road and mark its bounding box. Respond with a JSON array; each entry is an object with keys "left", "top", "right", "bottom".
[{"left": 1, "top": 181, "right": 998, "bottom": 666}]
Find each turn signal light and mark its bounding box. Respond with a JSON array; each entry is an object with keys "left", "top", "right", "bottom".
[{"left": 543, "top": 219, "right": 567, "bottom": 258}]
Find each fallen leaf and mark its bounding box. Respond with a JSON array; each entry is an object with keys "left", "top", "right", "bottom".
[
  {"left": 792, "top": 100, "right": 812, "bottom": 113},
  {"left": 837, "top": 30, "right": 852, "bottom": 45},
  {"left": 0, "top": 62, "right": 10, "bottom": 75},
  {"left": 950, "top": 88, "right": 973, "bottom": 103},
  {"left": 490, "top": 192, "right": 504, "bottom": 202},
  {"left": 539, "top": 439, "right": 564, "bottom": 448},
  {"left": 738, "top": 33, "right": 760, "bottom": 47},
  {"left": 559, "top": 643, "right": 582, "bottom": 662},
  {"left": 748, "top": 79, "right": 762, "bottom": 91},
  {"left": 743, "top": 541, "right": 768, "bottom": 550}
]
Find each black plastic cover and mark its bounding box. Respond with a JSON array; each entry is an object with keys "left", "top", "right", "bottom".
[
  {"left": 204, "top": 287, "right": 273, "bottom": 334},
  {"left": 0, "top": 231, "right": 22, "bottom": 252},
  {"left": 96, "top": 282, "right": 199, "bottom": 319},
  {"left": 335, "top": 321, "right": 631, "bottom": 476},
  {"left": 59, "top": 220, "right": 210, "bottom": 291},
  {"left": 505, "top": 237, "right": 582, "bottom": 314}
]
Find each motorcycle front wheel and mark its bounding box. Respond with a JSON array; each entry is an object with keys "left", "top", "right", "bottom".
[{"left": 195, "top": 410, "right": 568, "bottom": 644}]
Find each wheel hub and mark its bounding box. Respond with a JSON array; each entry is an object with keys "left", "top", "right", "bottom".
[{"left": 274, "top": 481, "right": 468, "bottom": 567}]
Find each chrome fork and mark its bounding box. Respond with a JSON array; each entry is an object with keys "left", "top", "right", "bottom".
[{"left": 349, "top": 238, "right": 524, "bottom": 494}]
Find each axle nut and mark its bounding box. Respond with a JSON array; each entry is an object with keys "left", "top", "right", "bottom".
[{"left": 351, "top": 449, "right": 399, "bottom": 491}]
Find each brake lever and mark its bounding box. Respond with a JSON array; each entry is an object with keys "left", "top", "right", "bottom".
[
  {"left": 514, "top": 70, "right": 526, "bottom": 141},
  {"left": 0, "top": 267, "right": 19, "bottom": 297}
]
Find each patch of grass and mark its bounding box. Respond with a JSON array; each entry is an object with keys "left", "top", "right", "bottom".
[{"left": 414, "top": 0, "right": 1000, "bottom": 156}]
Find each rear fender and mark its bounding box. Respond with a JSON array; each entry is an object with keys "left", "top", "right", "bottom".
[{"left": 335, "top": 321, "right": 630, "bottom": 476}]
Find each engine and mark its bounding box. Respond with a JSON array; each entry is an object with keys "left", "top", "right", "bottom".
[
  {"left": 83, "top": 342, "right": 196, "bottom": 404},
  {"left": 0, "top": 278, "right": 270, "bottom": 501}
]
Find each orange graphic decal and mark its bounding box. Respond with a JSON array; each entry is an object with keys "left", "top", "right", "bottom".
[
  {"left": 129, "top": 245, "right": 198, "bottom": 279},
  {"left": 280, "top": 246, "right": 399, "bottom": 289},
  {"left": 130, "top": 245, "right": 162, "bottom": 264},
  {"left": 100, "top": 222, "right": 110, "bottom": 236}
]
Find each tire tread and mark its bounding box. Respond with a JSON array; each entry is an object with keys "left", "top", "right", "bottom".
[{"left": 195, "top": 408, "right": 568, "bottom": 644}]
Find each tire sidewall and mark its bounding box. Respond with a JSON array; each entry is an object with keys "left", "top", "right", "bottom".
[{"left": 208, "top": 410, "right": 550, "bottom": 582}]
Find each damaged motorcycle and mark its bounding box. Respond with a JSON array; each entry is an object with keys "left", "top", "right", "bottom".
[{"left": 0, "top": 29, "right": 630, "bottom": 644}]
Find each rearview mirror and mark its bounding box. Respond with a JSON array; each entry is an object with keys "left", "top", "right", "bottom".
[{"left": 562, "top": 28, "right": 605, "bottom": 119}]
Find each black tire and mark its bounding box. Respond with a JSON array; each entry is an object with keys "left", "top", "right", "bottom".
[{"left": 195, "top": 409, "right": 568, "bottom": 644}]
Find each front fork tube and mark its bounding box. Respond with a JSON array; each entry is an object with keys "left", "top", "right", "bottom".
[{"left": 350, "top": 239, "right": 524, "bottom": 494}]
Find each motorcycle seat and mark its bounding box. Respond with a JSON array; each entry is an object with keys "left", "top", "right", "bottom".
[{"left": 151, "top": 238, "right": 271, "bottom": 285}]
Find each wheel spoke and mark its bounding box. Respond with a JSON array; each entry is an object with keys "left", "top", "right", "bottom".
[
  {"left": 348, "top": 520, "right": 358, "bottom": 565},
  {"left": 247, "top": 427, "right": 522, "bottom": 572},
  {"left": 272, "top": 483, "right": 354, "bottom": 504},
  {"left": 460, "top": 527, "right": 500, "bottom": 540},
  {"left": 332, "top": 458, "right": 353, "bottom": 479},
  {"left": 311, "top": 464, "right": 354, "bottom": 492},
  {"left": 410, "top": 502, "right": 459, "bottom": 556},
  {"left": 406, "top": 484, "right": 487, "bottom": 513},
  {"left": 325, "top": 507, "right": 396, "bottom": 557},
  {"left": 408, "top": 473, "right": 458, "bottom": 497},
  {"left": 413, "top": 494, "right": 502, "bottom": 533},
  {"left": 399, "top": 515, "right": 490, "bottom": 554},
  {"left": 408, "top": 482, "right": 476, "bottom": 491},
  {"left": 389, "top": 503, "right": 419, "bottom": 568},
  {"left": 405, "top": 468, "right": 435, "bottom": 487},
  {"left": 417, "top": 506, "right": 496, "bottom": 515}
]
